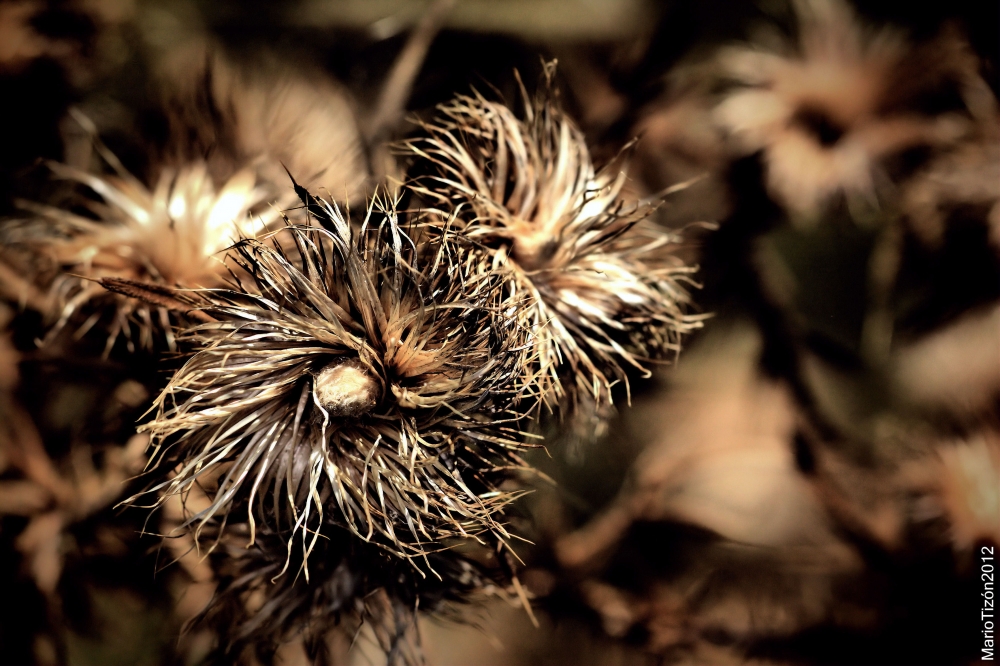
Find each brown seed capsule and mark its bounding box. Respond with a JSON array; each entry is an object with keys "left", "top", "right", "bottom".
[{"left": 313, "top": 360, "right": 380, "bottom": 417}]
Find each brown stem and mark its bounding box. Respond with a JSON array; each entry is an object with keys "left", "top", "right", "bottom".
[{"left": 366, "top": 0, "right": 457, "bottom": 144}]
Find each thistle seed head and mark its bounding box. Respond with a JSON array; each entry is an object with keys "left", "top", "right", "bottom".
[
  {"left": 134, "top": 187, "right": 534, "bottom": 568},
  {"left": 928, "top": 432, "right": 1000, "bottom": 554},
  {"left": 402, "top": 65, "right": 702, "bottom": 418},
  {"left": 196, "top": 519, "right": 495, "bottom": 666},
  {"left": 4, "top": 148, "right": 279, "bottom": 353},
  {"left": 713, "top": 0, "right": 995, "bottom": 222}
]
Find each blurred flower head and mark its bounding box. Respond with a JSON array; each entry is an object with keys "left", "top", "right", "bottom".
[
  {"left": 923, "top": 432, "right": 1000, "bottom": 554},
  {"left": 714, "top": 0, "right": 994, "bottom": 222},
  {"left": 156, "top": 42, "right": 369, "bottom": 202},
  {"left": 5, "top": 131, "right": 278, "bottom": 353}
]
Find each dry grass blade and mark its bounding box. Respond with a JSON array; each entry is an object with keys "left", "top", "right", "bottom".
[{"left": 97, "top": 277, "right": 216, "bottom": 323}]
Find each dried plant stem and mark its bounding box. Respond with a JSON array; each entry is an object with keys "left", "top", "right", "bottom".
[
  {"left": 367, "top": 0, "right": 457, "bottom": 145},
  {"left": 860, "top": 220, "right": 904, "bottom": 365},
  {"left": 0, "top": 397, "right": 74, "bottom": 505}
]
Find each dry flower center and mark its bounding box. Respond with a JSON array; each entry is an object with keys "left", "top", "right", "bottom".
[
  {"left": 791, "top": 106, "right": 846, "bottom": 147},
  {"left": 314, "top": 361, "right": 379, "bottom": 417},
  {"left": 511, "top": 229, "right": 560, "bottom": 271}
]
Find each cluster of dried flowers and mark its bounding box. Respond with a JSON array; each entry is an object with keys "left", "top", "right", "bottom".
[
  {"left": 3, "top": 0, "right": 995, "bottom": 664},
  {"left": 0, "top": 60, "right": 700, "bottom": 662}
]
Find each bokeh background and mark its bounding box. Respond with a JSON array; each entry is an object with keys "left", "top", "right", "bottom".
[{"left": 1, "top": 0, "right": 998, "bottom": 664}]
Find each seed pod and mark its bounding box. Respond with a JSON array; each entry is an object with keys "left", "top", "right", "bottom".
[
  {"left": 135, "top": 189, "right": 533, "bottom": 566},
  {"left": 403, "top": 65, "right": 701, "bottom": 419}
]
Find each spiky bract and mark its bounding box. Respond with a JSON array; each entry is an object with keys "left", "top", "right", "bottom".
[
  {"left": 404, "top": 69, "right": 700, "bottom": 418},
  {"left": 6, "top": 156, "right": 277, "bottom": 353},
  {"left": 138, "top": 193, "right": 533, "bottom": 565}
]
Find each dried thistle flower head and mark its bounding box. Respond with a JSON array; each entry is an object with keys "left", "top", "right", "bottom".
[
  {"left": 713, "top": 0, "right": 995, "bottom": 221},
  {"left": 6, "top": 136, "right": 279, "bottom": 353},
  {"left": 196, "top": 519, "right": 496, "bottom": 666},
  {"left": 136, "top": 188, "right": 532, "bottom": 567},
  {"left": 404, "top": 65, "right": 701, "bottom": 418}
]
